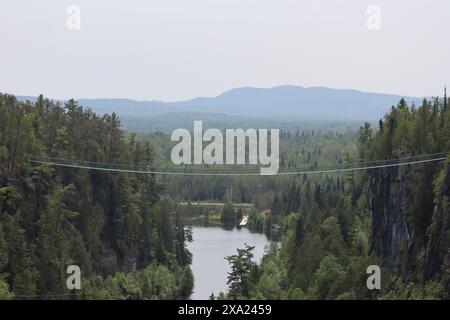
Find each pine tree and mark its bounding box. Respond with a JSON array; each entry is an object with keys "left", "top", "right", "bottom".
[{"left": 225, "top": 244, "right": 256, "bottom": 299}]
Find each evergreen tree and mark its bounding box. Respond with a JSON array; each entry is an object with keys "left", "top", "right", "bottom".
[{"left": 225, "top": 244, "right": 256, "bottom": 299}]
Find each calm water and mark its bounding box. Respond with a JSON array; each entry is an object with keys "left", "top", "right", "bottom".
[{"left": 187, "top": 226, "right": 270, "bottom": 300}]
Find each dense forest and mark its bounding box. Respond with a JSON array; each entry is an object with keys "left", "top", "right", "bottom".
[
  {"left": 217, "top": 95, "right": 450, "bottom": 299},
  {"left": 0, "top": 94, "right": 193, "bottom": 299},
  {"left": 135, "top": 129, "right": 357, "bottom": 204},
  {"left": 1, "top": 91, "right": 450, "bottom": 300}
]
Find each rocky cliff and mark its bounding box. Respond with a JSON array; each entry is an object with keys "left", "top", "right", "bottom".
[{"left": 368, "top": 159, "right": 448, "bottom": 280}]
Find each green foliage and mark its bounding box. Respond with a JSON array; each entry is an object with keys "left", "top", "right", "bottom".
[
  {"left": 236, "top": 94, "right": 450, "bottom": 300},
  {"left": 225, "top": 244, "right": 257, "bottom": 299},
  {"left": 0, "top": 94, "right": 193, "bottom": 299},
  {"left": 309, "top": 255, "right": 346, "bottom": 299},
  {"left": 80, "top": 262, "right": 192, "bottom": 300},
  {"left": 2, "top": 91, "right": 450, "bottom": 300},
  {"left": 0, "top": 278, "right": 13, "bottom": 300},
  {"left": 141, "top": 129, "right": 357, "bottom": 204},
  {"left": 380, "top": 278, "right": 445, "bottom": 300},
  {"left": 0, "top": 224, "right": 7, "bottom": 271},
  {"left": 220, "top": 203, "right": 237, "bottom": 225}
]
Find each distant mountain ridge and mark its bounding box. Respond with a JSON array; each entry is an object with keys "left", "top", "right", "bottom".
[{"left": 16, "top": 86, "right": 423, "bottom": 132}]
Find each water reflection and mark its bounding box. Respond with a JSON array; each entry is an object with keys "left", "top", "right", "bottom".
[{"left": 187, "top": 226, "right": 270, "bottom": 300}]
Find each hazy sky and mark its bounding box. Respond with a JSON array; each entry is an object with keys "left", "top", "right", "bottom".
[{"left": 1, "top": 0, "right": 449, "bottom": 101}]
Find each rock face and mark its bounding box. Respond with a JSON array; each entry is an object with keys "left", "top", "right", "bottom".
[
  {"left": 368, "top": 160, "right": 450, "bottom": 279},
  {"left": 424, "top": 205, "right": 443, "bottom": 279},
  {"left": 368, "top": 166, "right": 414, "bottom": 270},
  {"left": 424, "top": 163, "right": 450, "bottom": 280}
]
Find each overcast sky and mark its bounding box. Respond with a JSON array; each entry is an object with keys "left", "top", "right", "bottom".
[{"left": 1, "top": 0, "right": 449, "bottom": 101}]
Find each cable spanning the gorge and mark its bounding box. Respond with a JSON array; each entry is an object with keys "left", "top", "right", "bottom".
[{"left": 28, "top": 153, "right": 448, "bottom": 176}]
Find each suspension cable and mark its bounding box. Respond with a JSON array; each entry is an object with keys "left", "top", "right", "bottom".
[{"left": 28, "top": 153, "right": 448, "bottom": 176}]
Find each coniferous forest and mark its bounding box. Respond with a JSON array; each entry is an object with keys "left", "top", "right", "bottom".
[
  {"left": 220, "top": 96, "right": 450, "bottom": 300},
  {"left": 0, "top": 94, "right": 193, "bottom": 299},
  {"left": 1, "top": 92, "right": 450, "bottom": 300}
]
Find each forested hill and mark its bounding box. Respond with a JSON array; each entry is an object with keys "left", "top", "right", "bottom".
[
  {"left": 0, "top": 94, "right": 193, "bottom": 299},
  {"left": 19, "top": 86, "right": 419, "bottom": 119},
  {"left": 225, "top": 95, "right": 450, "bottom": 300},
  {"left": 2, "top": 91, "right": 450, "bottom": 300},
  {"left": 361, "top": 97, "right": 450, "bottom": 280},
  {"left": 18, "top": 86, "right": 421, "bottom": 133}
]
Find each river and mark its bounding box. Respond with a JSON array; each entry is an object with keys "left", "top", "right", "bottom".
[{"left": 187, "top": 225, "right": 271, "bottom": 300}]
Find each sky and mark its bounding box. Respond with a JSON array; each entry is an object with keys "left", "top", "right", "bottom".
[{"left": 0, "top": 0, "right": 449, "bottom": 101}]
